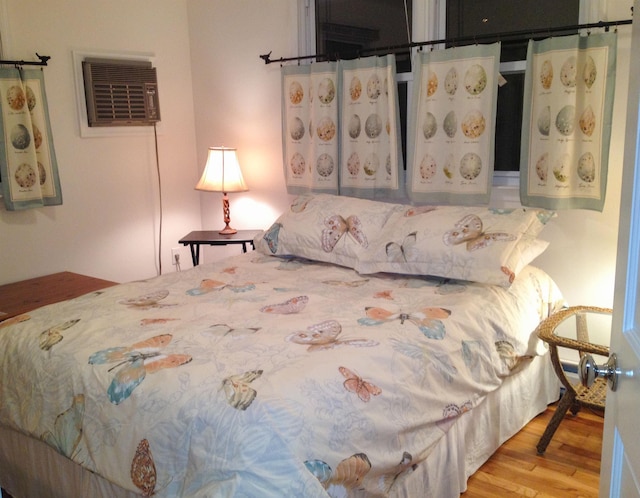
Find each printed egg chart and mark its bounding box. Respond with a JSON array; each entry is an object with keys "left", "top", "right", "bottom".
[
  {"left": 338, "top": 55, "right": 403, "bottom": 197},
  {"left": 281, "top": 62, "right": 339, "bottom": 195},
  {"left": 520, "top": 33, "right": 617, "bottom": 211},
  {"left": 407, "top": 43, "right": 500, "bottom": 205}
]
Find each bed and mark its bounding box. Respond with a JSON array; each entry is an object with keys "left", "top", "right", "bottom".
[{"left": 0, "top": 194, "right": 563, "bottom": 497}]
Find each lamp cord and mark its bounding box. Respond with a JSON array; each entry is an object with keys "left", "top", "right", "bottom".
[{"left": 153, "top": 122, "right": 163, "bottom": 276}]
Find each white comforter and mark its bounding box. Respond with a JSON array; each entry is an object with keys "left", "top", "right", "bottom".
[{"left": 0, "top": 252, "right": 563, "bottom": 497}]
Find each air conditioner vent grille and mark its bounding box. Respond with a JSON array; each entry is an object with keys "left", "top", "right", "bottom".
[{"left": 82, "top": 58, "right": 160, "bottom": 127}]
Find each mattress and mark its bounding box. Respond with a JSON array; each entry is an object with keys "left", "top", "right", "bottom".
[{"left": 0, "top": 249, "right": 563, "bottom": 497}]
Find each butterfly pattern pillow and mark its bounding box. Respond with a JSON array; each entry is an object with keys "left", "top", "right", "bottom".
[
  {"left": 355, "top": 206, "right": 553, "bottom": 286},
  {"left": 254, "top": 193, "right": 400, "bottom": 269}
]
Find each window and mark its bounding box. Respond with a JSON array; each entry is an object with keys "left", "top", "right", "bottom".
[{"left": 304, "top": 0, "right": 583, "bottom": 184}]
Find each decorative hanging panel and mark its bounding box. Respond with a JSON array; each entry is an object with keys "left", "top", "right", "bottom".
[
  {"left": 406, "top": 43, "right": 501, "bottom": 205},
  {"left": 519, "top": 33, "right": 617, "bottom": 211},
  {"left": 338, "top": 55, "right": 405, "bottom": 200},
  {"left": 281, "top": 62, "right": 339, "bottom": 195},
  {"left": 0, "top": 68, "right": 62, "bottom": 210}
]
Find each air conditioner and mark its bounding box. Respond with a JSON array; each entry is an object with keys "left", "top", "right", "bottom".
[{"left": 82, "top": 57, "right": 160, "bottom": 127}]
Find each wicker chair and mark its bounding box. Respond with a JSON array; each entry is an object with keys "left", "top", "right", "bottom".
[{"left": 535, "top": 305, "right": 612, "bottom": 454}]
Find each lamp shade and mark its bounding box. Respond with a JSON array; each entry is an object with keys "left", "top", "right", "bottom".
[{"left": 195, "top": 147, "right": 248, "bottom": 193}]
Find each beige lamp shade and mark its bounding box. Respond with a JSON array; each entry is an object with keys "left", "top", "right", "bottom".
[
  {"left": 195, "top": 147, "right": 248, "bottom": 234},
  {"left": 195, "top": 147, "right": 248, "bottom": 193}
]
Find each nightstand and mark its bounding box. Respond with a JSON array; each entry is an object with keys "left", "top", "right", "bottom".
[{"left": 179, "top": 230, "right": 262, "bottom": 266}]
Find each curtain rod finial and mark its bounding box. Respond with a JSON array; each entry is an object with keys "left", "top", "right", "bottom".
[{"left": 259, "top": 51, "right": 272, "bottom": 64}]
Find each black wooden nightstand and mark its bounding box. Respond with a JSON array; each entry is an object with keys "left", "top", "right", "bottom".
[{"left": 179, "top": 230, "right": 262, "bottom": 266}]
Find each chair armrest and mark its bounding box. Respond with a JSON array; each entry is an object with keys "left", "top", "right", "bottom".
[{"left": 535, "top": 305, "right": 611, "bottom": 357}]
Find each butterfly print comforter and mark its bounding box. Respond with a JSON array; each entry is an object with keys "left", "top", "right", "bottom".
[{"left": 0, "top": 252, "right": 563, "bottom": 497}]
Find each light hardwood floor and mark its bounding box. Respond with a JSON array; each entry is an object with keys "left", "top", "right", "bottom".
[{"left": 463, "top": 402, "right": 604, "bottom": 497}]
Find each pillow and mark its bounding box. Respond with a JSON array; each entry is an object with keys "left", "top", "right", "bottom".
[
  {"left": 355, "top": 205, "right": 553, "bottom": 286},
  {"left": 254, "top": 193, "right": 401, "bottom": 269}
]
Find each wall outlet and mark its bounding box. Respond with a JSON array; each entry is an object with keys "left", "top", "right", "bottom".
[{"left": 171, "top": 248, "right": 181, "bottom": 265}]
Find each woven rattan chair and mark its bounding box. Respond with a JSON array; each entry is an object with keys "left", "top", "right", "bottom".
[{"left": 535, "top": 305, "right": 612, "bottom": 454}]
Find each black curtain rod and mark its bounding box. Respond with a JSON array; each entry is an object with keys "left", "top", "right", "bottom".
[
  {"left": 260, "top": 19, "right": 632, "bottom": 65},
  {"left": 0, "top": 53, "right": 50, "bottom": 67}
]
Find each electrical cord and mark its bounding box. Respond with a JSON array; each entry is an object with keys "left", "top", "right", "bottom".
[{"left": 153, "top": 122, "right": 163, "bottom": 275}]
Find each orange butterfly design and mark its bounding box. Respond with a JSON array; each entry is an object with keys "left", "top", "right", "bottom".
[
  {"left": 443, "top": 214, "right": 516, "bottom": 251},
  {"left": 339, "top": 366, "right": 381, "bottom": 402},
  {"left": 358, "top": 306, "right": 450, "bottom": 340},
  {"left": 88, "top": 334, "right": 192, "bottom": 405}
]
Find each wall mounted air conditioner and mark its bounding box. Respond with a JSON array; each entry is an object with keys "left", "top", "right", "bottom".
[{"left": 82, "top": 57, "right": 160, "bottom": 127}]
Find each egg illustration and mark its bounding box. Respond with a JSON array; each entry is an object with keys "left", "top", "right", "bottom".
[
  {"left": 385, "top": 154, "right": 392, "bottom": 175},
  {"left": 309, "top": 119, "right": 313, "bottom": 138},
  {"left": 552, "top": 154, "right": 570, "bottom": 182},
  {"left": 37, "top": 161, "right": 46, "bottom": 185},
  {"left": 350, "top": 76, "right": 362, "bottom": 101},
  {"left": 464, "top": 64, "right": 487, "bottom": 95},
  {"left": 577, "top": 152, "right": 596, "bottom": 182},
  {"left": 555, "top": 105, "right": 575, "bottom": 136},
  {"left": 445, "top": 67, "right": 458, "bottom": 95},
  {"left": 560, "top": 56, "right": 577, "bottom": 88},
  {"left": 427, "top": 70, "right": 438, "bottom": 97},
  {"left": 579, "top": 106, "right": 596, "bottom": 137},
  {"left": 422, "top": 112, "right": 438, "bottom": 140},
  {"left": 32, "top": 124, "right": 42, "bottom": 149},
  {"left": 367, "top": 73, "right": 381, "bottom": 100},
  {"left": 535, "top": 153, "right": 549, "bottom": 182},
  {"left": 583, "top": 56, "right": 597, "bottom": 89},
  {"left": 461, "top": 110, "right": 486, "bottom": 139},
  {"left": 443, "top": 154, "right": 455, "bottom": 179},
  {"left": 443, "top": 111, "right": 457, "bottom": 138},
  {"left": 289, "top": 80, "right": 304, "bottom": 104},
  {"left": 363, "top": 153, "right": 379, "bottom": 176},
  {"left": 316, "top": 153, "right": 334, "bottom": 177},
  {"left": 419, "top": 154, "right": 437, "bottom": 180},
  {"left": 317, "top": 116, "right": 336, "bottom": 142},
  {"left": 7, "top": 85, "right": 25, "bottom": 110},
  {"left": 537, "top": 106, "right": 550, "bottom": 136},
  {"left": 10, "top": 124, "right": 31, "bottom": 150},
  {"left": 26, "top": 85, "right": 37, "bottom": 111},
  {"left": 347, "top": 152, "right": 360, "bottom": 176},
  {"left": 14, "top": 163, "right": 36, "bottom": 188},
  {"left": 365, "top": 113, "right": 382, "bottom": 139},
  {"left": 460, "top": 152, "right": 482, "bottom": 180},
  {"left": 290, "top": 153, "right": 306, "bottom": 175},
  {"left": 348, "top": 114, "right": 361, "bottom": 139},
  {"left": 289, "top": 116, "right": 305, "bottom": 140},
  {"left": 318, "top": 77, "right": 335, "bottom": 104},
  {"left": 540, "top": 60, "right": 553, "bottom": 90}
]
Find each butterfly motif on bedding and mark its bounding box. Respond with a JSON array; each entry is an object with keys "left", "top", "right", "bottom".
[
  {"left": 41, "top": 394, "right": 85, "bottom": 460},
  {"left": 118, "top": 290, "right": 173, "bottom": 310},
  {"left": 39, "top": 318, "right": 80, "bottom": 351},
  {"left": 358, "top": 306, "right": 450, "bottom": 340},
  {"left": 436, "top": 400, "right": 473, "bottom": 432},
  {"left": 186, "top": 279, "right": 255, "bottom": 296},
  {"left": 131, "top": 438, "right": 157, "bottom": 497},
  {"left": 443, "top": 214, "right": 516, "bottom": 251},
  {"left": 0, "top": 313, "right": 30, "bottom": 329},
  {"left": 305, "top": 452, "right": 372, "bottom": 491},
  {"left": 339, "top": 366, "right": 381, "bottom": 402},
  {"left": 286, "top": 320, "right": 378, "bottom": 351},
  {"left": 378, "top": 451, "right": 417, "bottom": 493},
  {"left": 222, "top": 369, "right": 263, "bottom": 410},
  {"left": 262, "top": 222, "right": 282, "bottom": 254},
  {"left": 321, "top": 214, "right": 368, "bottom": 252},
  {"left": 385, "top": 232, "right": 417, "bottom": 263},
  {"left": 404, "top": 205, "right": 437, "bottom": 217},
  {"left": 390, "top": 338, "right": 458, "bottom": 383},
  {"left": 88, "top": 334, "right": 192, "bottom": 405},
  {"left": 204, "top": 323, "right": 260, "bottom": 338},
  {"left": 260, "top": 295, "right": 308, "bottom": 314}
]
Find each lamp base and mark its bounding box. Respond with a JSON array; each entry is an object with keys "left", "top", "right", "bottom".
[
  {"left": 218, "top": 192, "right": 238, "bottom": 235},
  {"left": 219, "top": 224, "right": 238, "bottom": 235}
]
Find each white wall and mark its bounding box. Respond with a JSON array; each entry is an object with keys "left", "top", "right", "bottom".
[{"left": 0, "top": 0, "right": 202, "bottom": 284}]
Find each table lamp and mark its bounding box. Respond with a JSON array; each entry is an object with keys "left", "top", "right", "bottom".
[{"left": 195, "top": 146, "right": 248, "bottom": 234}]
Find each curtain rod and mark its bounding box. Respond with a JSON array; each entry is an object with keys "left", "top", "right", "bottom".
[
  {"left": 259, "top": 19, "right": 632, "bottom": 65},
  {"left": 0, "top": 53, "right": 50, "bottom": 67}
]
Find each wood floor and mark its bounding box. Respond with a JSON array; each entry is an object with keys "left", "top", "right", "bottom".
[{"left": 463, "top": 402, "right": 604, "bottom": 497}]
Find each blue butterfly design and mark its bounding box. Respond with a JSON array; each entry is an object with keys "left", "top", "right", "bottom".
[{"left": 263, "top": 223, "right": 282, "bottom": 254}]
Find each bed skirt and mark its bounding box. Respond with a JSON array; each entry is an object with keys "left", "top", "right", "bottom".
[{"left": 0, "top": 353, "right": 559, "bottom": 498}]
